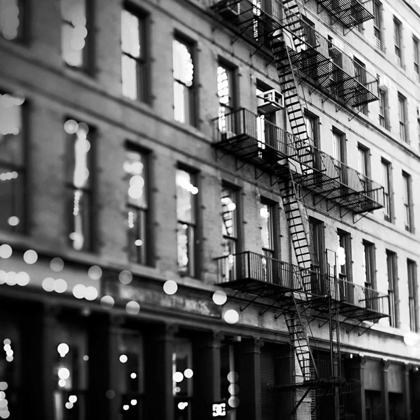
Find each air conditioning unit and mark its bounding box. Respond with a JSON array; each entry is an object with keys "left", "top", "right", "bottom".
[
  {"left": 257, "top": 89, "right": 284, "bottom": 113},
  {"left": 378, "top": 75, "right": 392, "bottom": 90},
  {"left": 218, "top": 1, "right": 240, "bottom": 19}
]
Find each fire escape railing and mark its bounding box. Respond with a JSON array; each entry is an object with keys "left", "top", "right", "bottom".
[
  {"left": 212, "top": 0, "right": 379, "bottom": 109},
  {"left": 215, "top": 251, "right": 304, "bottom": 290},
  {"left": 312, "top": 0, "right": 374, "bottom": 29},
  {"left": 212, "top": 109, "right": 385, "bottom": 213},
  {"left": 316, "top": 274, "right": 390, "bottom": 318}
]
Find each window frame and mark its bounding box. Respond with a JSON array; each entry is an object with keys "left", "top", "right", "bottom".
[
  {"left": 0, "top": 90, "right": 26, "bottom": 233},
  {"left": 402, "top": 171, "right": 414, "bottom": 233},
  {"left": 386, "top": 250, "right": 399, "bottom": 328},
  {"left": 373, "top": 0, "right": 382, "bottom": 49},
  {"left": 414, "top": 37, "right": 420, "bottom": 81},
  {"left": 65, "top": 118, "right": 95, "bottom": 252},
  {"left": 381, "top": 159, "right": 393, "bottom": 222},
  {"left": 173, "top": 34, "right": 197, "bottom": 127},
  {"left": 125, "top": 144, "right": 151, "bottom": 266},
  {"left": 394, "top": 17, "right": 402, "bottom": 67},
  {"left": 61, "top": 0, "right": 92, "bottom": 72},
  {"left": 176, "top": 166, "right": 199, "bottom": 277},
  {"left": 121, "top": 4, "right": 150, "bottom": 103},
  {"left": 378, "top": 89, "right": 388, "bottom": 128},
  {"left": 408, "top": 260, "right": 418, "bottom": 332},
  {"left": 398, "top": 93, "right": 408, "bottom": 143}
]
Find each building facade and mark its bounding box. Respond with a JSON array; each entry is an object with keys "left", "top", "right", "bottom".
[{"left": 1, "top": 0, "right": 420, "bottom": 419}]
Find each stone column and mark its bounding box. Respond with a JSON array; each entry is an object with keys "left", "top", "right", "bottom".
[
  {"left": 144, "top": 323, "right": 178, "bottom": 420},
  {"left": 382, "top": 360, "right": 390, "bottom": 420},
  {"left": 194, "top": 331, "right": 223, "bottom": 419},
  {"left": 237, "top": 338, "right": 264, "bottom": 420}
]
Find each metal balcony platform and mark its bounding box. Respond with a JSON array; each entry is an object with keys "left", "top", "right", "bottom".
[
  {"left": 213, "top": 109, "right": 385, "bottom": 214},
  {"left": 285, "top": 47, "right": 378, "bottom": 108},
  {"left": 312, "top": 0, "right": 374, "bottom": 29}
]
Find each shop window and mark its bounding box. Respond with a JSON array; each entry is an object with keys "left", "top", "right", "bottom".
[
  {"left": 0, "top": 91, "right": 25, "bottom": 233},
  {"left": 117, "top": 330, "right": 145, "bottom": 418},
  {"left": 61, "top": 0, "right": 90, "bottom": 70},
  {"left": 0, "top": 319, "right": 21, "bottom": 419},
  {"left": 53, "top": 322, "right": 88, "bottom": 420},
  {"left": 121, "top": 6, "right": 150, "bottom": 102},
  {"left": 173, "top": 339, "right": 193, "bottom": 420},
  {"left": 125, "top": 147, "right": 150, "bottom": 265},
  {"left": 65, "top": 118, "right": 94, "bottom": 251},
  {"left": 176, "top": 167, "right": 198, "bottom": 277}
]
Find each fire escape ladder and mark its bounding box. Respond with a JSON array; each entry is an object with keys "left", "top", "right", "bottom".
[{"left": 285, "top": 293, "right": 319, "bottom": 382}]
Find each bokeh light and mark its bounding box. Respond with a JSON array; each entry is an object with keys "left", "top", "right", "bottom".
[
  {"left": 23, "top": 249, "right": 38, "bottom": 264},
  {"left": 173, "top": 371, "right": 183, "bottom": 383},
  {"left": 100, "top": 295, "right": 115, "bottom": 310},
  {"left": 212, "top": 290, "right": 227, "bottom": 305},
  {"left": 184, "top": 368, "right": 193, "bottom": 379},
  {"left": 163, "top": 280, "right": 178, "bottom": 295},
  {"left": 88, "top": 265, "right": 102, "bottom": 280},
  {"left": 126, "top": 301, "right": 140, "bottom": 315},
  {"left": 0, "top": 245, "right": 12, "bottom": 259},
  {"left": 119, "top": 270, "right": 133, "bottom": 285},
  {"left": 57, "top": 343, "right": 70, "bottom": 358},
  {"left": 119, "top": 354, "right": 128, "bottom": 364},
  {"left": 223, "top": 309, "right": 239, "bottom": 325},
  {"left": 50, "top": 257, "right": 64, "bottom": 272}
]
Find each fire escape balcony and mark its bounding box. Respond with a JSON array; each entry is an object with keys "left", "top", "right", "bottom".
[
  {"left": 215, "top": 251, "right": 303, "bottom": 296},
  {"left": 212, "top": 109, "right": 385, "bottom": 214},
  {"left": 212, "top": 107, "right": 296, "bottom": 172},
  {"left": 296, "top": 146, "right": 385, "bottom": 213},
  {"left": 212, "top": 0, "right": 379, "bottom": 110},
  {"left": 312, "top": 0, "right": 374, "bottom": 30},
  {"left": 308, "top": 273, "right": 390, "bottom": 322}
]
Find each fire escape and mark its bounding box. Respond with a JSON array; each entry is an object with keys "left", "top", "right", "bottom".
[{"left": 211, "top": 0, "right": 388, "bottom": 418}]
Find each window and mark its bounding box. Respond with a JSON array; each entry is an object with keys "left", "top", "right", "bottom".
[
  {"left": 0, "top": 91, "right": 25, "bottom": 233},
  {"left": 337, "top": 230, "right": 353, "bottom": 303},
  {"left": 394, "top": 18, "right": 402, "bottom": 67},
  {"left": 260, "top": 199, "right": 276, "bottom": 282},
  {"left": 173, "top": 37, "right": 196, "bottom": 125},
  {"left": 373, "top": 1, "right": 382, "bottom": 49},
  {"left": 309, "top": 218, "right": 325, "bottom": 293},
  {"left": 302, "top": 16, "right": 316, "bottom": 48},
  {"left": 378, "top": 89, "right": 388, "bottom": 128},
  {"left": 125, "top": 147, "right": 150, "bottom": 265},
  {"left": 173, "top": 339, "right": 193, "bottom": 419},
  {"left": 387, "top": 250, "right": 399, "bottom": 327},
  {"left": 408, "top": 260, "right": 418, "bottom": 332},
  {"left": 256, "top": 82, "right": 277, "bottom": 149},
  {"left": 353, "top": 57, "right": 368, "bottom": 115},
  {"left": 53, "top": 321, "right": 89, "bottom": 420},
  {"left": 402, "top": 172, "right": 413, "bottom": 232},
  {"left": 121, "top": 6, "right": 149, "bottom": 102},
  {"left": 176, "top": 168, "right": 198, "bottom": 277},
  {"left": 0, "top": 0, "right": 24, "bottom": 41},
  {"left": 65, "top": 118, "right": 93, "bottom": 251},
  {"left": 332, "top": 129, "right": 347, "bottom": 184},
  {"left": 217, "top": 63, "right": 235, "bottom": 133},
  {"left": 357, "top": 145, "right": 370, "bottom": 193},
  {"left": 362, "top": 240, "right": 377, "bottom": 309},
  {"left": 398, "top": 93, "right": 408, "bottom": 142},
  {"left": 117, "top": 330, "right": 145, "bottom": 417},
  {"left": 328, "top": 36, "right": 343, "bottom": 99},
  {"left": 61, "top": 0, "right": 90, "bottom": 69},
  {"left": 414, "top": 37, "right": 420, "bottom": 81},
  {"left": 381, "top": 159, "right": 392, "bottom": 222},
  {"left": 221, "top": 185, "right": 238, "bottom": 281}
]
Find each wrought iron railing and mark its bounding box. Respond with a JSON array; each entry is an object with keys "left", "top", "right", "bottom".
[
  {"left": 312, "top": 0, "right": 374, "bottom": 29},
  {"left": 312, "top": 275, "right": 390, "bottom": 316},
  {"left": 212, "top": 108, "right": 298, "bottom": 156},
  {"left": 214, "top": 251, "right": 303, "bottom": 290}
]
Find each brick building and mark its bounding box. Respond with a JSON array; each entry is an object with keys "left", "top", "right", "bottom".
[{"left": 1, "top": 0, "right": 420, "bottom": 419}]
